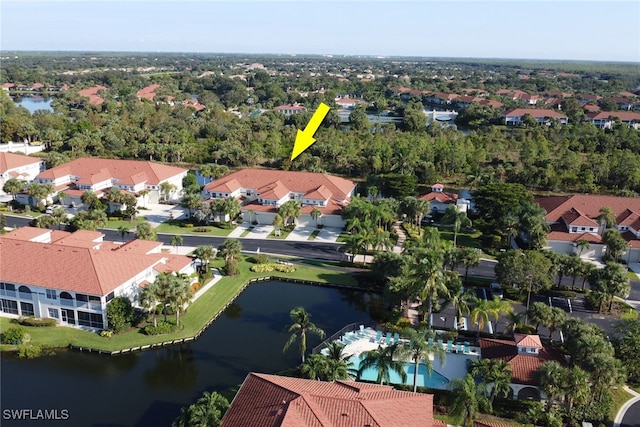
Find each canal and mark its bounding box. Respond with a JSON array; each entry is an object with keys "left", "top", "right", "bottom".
[{"left": 1, "top": 280, "right": 383, "bottom": 427}]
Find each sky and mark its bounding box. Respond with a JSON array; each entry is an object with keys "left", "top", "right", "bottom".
[{"left": 1, "top": 0, "right": 639, "bottom": 62}]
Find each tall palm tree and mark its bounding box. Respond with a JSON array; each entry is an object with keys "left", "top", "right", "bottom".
[
  {"left": 564, "top": 366, "right": 590, "bottom": 416},
  {"left": 193, "top": 245, "right": 216, "bottom": 274},
  {"left": 174, "top": 390, "right": 229, "bottom": 427},
  {"left": 282, "top": 307, "right": 325, "bottom": 363},
  {"left": 310, "top": 207, "right": 322, "bottom": 228},
  {"left": 2, "top": 177, "right": 24, "bottom": 201},
  {"left": 450, "top": 373, "right": 486, "bottom": 427},
  {"left": 535, "top": 361, "right": 568, "bottom": 411},
  {"left": 117, "top": 225, "right": 130, "bottom": 242},
  {"left": 576, "top": 239, "right": 590, "bottom": 257},
  {"left": 442, "top": 205, "right": 472, "bottom": 247},
  {"left": 218, "top": 238, "right": 242, "bottom": 262},
  {"left": 459, "top": 246, "right": 480, "bottom": 285},
  {"left": 140, "top": 281, "right": 161, "bottom": 327},
  {"left": 357, "top": 343, "right": 407, "bottom": 386},
  {"left": 324, "top": 342, "right": 354, "bottom": 380},
  {"left": 170, "top": 235, "right": 184, "bottom": 253},
  {"left": 401, "top": 327, "right": 446, "bottom": 392},
  {"left": 171, "top": 273, "right": 193, "bottom": 325}
]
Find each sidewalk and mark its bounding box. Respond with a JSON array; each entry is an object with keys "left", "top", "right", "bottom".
[{"left": 391, "top": 221, "right": 407, "bottom": 254}]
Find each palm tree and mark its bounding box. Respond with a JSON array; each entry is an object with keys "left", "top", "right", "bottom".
[
  {"left": 545, "top": 307, "right": 567, "bottom": 341},
  {"left": 278, "top": 200, "right": 302, "bottom": 228},
  {"left": 140, "top": 281, "right": 161, "bottom": 327},
  {"left": 402, "top": 327, "right": 446, "bottom": 392},
  {"left": 56, "top": 190, "right": 67, "bottom": 206},
  {"left": 469, "top": 358, "right": 512, "bottom": 404},
  {"left": 174, "top": 390, "right": 229, "bottom": 427},
  {"left": 2, "top": 177, "right": 25, "bottom": 201},
  {"left": 450, "top": 373, "right": 486, "bottom": 427},
  {"left": 324, "top": 342, "right": 354, "bottom": 380},
  {"left": 218, "top": 238, "right": 242, "bottom": 262},
  {"left": 597, "top": 206, "right": 616, "bottom": 236},
  {"left": 171, "top": 274, "right": 193, "bottom": 325},
  {"left": 282, "top": 307, "right": 325, "bottom": 363},
  {"left": 300, "top": 353, "right": 329, "bottom": 380},
  {"left": 442, "top": 205, "right": 472, "bottom": 247},
  {"left": 459, "top": 246, "right": 480, "bottom": 285},
  {"left": 223, "top": 197, "right": 241, "bottom": 227},
  {"left": 193, "top": 245, "right": 216, "bottom": 274},
  {"left": 357, "top": 343, "right": 407, "bottom": 386},
  {"left": 576, "top": 239, "right": 590, "bottom": 257},
  {"left": 535, "top": 361, "right": 568, "bottom": 411},
  {"left": 310, "top": 207, "right": 322, "bottom": 228},
  {"left": 171, "top": 235, "right": 184, "bottom": 253},
  {"left": 135, "top": 220, "right": 157, "bottom": 241},
  {"left": 160, "top": 181, "right": 176, "bottom": 202},
  {"left": 117, "top": 225, "right": 130, "bottom": 242},
  {"left": 504, "top": 311, "right": 524, "bottom": 335}
]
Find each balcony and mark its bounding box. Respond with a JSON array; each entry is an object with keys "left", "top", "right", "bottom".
[{"left": 59, "top": 299, "right": 75, "bottom": 308}]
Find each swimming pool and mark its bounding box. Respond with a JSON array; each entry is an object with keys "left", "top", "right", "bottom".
[{"left": 350, "top": 354, "right": 451, "bottom": 389}]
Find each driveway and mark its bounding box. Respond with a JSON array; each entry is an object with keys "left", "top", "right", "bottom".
[
  {"left": 314, "top": 227, "right": 342, "bottom": 243},
  {"left": 286, "top": 224, "right": 316, "bottom": 241},
  {"left": 139, "top": 203, "right": 186, "bottom": 226},
  {"left": 245, "top": 225, "right": 273, "bottom": 239}
]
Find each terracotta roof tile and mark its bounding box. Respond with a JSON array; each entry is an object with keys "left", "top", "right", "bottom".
[
  {"left": 222, "top": 373, "right": 436, "bottom": 427},
  {"left": 536, "top": 194, "right": 640, "bottom": 225},
  {"left": 503, "top": 108, "right": 567, "bottom": 119},
  {"left": 37, "top": 158, "right": 187, "bottom": 187},
  {"left": 0, "top": 152, "right": 43, "bottom": 173},
  {"left": 587, "top": 111, "right": 640, "bottom": 122}
]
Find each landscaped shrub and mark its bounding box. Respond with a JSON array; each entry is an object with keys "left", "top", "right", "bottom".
[
  {"left": 273, "top": 264, "right": 296, "bottom": 273},
  {"left": 18, "top": 344, "right": 42, "bottom": 359},
  {"left": 193, "top": 227, "right": 210, "bottom": 232},
  {"left": 255, "top": 254, "right": 270, "bottom": 264},
  {"left": 250, "top": 263, "right": 275, "bottom": 273},
  {"left": 99, "top": 330, "right": 113, "bottom": 338},
  {"left": 191, "top": 282, "right": 201, "bottom": 292},
  {"left": 144, "top": 320, "right": 178, "bottom": 335},
  {"left": 1, "top": 326, "right": 27, "bottom": 345},
  {"left": 19, "top": 317, "right": 57, "bottom": 327},
  {"left": 224, "top": 258, "right": 238, "bottom": 276},
  {"left": 183, "top": 223, "right": 194, "bottom": 228},
  {"left": 106, "top": 296, "right": 135, "bottom": 333}
]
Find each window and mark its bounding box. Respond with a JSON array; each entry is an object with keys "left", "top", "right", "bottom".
[
  {"left": 46, "top": 289, "right": 57, "bottom": 300},
  {"left": 1, "top": 299, "right": 19, "bottom": 315},
  {"left": 18, "top": 286, "right": 32, "bottom": 300},
  {"left": 0, "top": 283, "right": 16, "bottom": 297},
  {"left": 76, "top": 294, "right": 89, "bottom": 302},
  {"left": 571, "top": 227, "right": 577, "bottom": 232},
  {"left": 48, "top": 308, "right": 59, "bottom": 319},
  {"left": 77, "top": 311, "right": 104, "bottom": 329},
  {"left": 106, "top": 292, "right": 115, "bottom": 303},
  {"left": 61, "top": 309, "right": 75, "bottom": 325},
  {"left": 20, "top": 302, "right": 34, "bottom": 317}
]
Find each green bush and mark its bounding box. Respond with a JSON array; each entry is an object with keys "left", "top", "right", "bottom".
[
  {"left": 106, "top": 296, "right": 135, "bottom": 333},
  {"left": 99, "top": 330, "right": 113, "bottom": 338},
  {"left": 255, "top": 254, "right": 270, "bottom": 264},
  {"left": 194, "top": 227, "right": 210, "bottom": 232},
  {"left": 19, "top": 317, "right": 57, "bottom": 327},
  {"left": 144, "top": 320, "right": 178, "bottom": 335},
  {"left": 2, "top": 326, "right": 27, "bottom": 345},
  {"left": 621, "top": 309, "right": 639, "bottom": 321},
  {"left": 183, "top": 223, "right": 194, "bottom": 228},
  {"left": 250, "top": 263, "right": 275, "bottom": 273},
  {"left": 18, "top": 344, "right": 42, "bottom": 359},
  {"left": 274, "top": 264, "right": 296, "bottom": 273}
]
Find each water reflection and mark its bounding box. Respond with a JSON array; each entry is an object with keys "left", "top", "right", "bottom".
[
  {"left": 224, "top": 302, "right": 243, "bottom": 319},
  {"left": 144, "top": 346, "right": 197, "bottom": 390}
]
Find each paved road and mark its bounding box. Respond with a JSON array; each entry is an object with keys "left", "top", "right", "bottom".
[{"left": 620, "top": 398, "right": 640, "bottom": 427}]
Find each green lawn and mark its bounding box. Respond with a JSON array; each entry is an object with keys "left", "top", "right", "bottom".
[
  {"left": 155, "top": 220, "right": 233, "bottom": 236},
  {"left": 0, "top": 257, "right": 358, "bottom": 353},
  {"left": 308, "top": 230, "right": 320, "bottom": 240},
  {"left": 611, "top": 386, "right": 633, "bottom": 423},
  {"left": 240, "top": 227, "right": 253, "bottom": 237},
  {"left": 3, "top": 211, "right": 41, "bottom": 218},
  {"left": 336, "top": 232, "right": 350, "bottom": 243},
  {"left": 268, "top": 228, "right": 291, "bottom": 239},
  {"left": 102, "top": 217, "right": 146, "bottom": 232},
  {"left": 433, "top": 225, "right": 482, "bottom": 249}
]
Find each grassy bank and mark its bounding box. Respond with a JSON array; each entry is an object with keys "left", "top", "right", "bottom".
[{"left": 0, "top": 257, "right": 359, "bottom": 353}]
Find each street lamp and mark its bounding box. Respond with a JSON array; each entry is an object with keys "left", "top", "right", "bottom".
[{"left": 524, "top": 274, "right": 533, "bottom": 325}]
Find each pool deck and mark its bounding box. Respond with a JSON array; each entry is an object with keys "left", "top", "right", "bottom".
[{"left": 324, "top": 328, "right": 481, "bottom": 388}]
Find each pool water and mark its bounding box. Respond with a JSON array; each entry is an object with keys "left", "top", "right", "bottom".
[{"left": 350, "top": 354, "right": 450, "bottom": 389}]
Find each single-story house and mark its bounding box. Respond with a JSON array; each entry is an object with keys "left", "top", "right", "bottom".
[
  {"left": 0, "top": 227, "right": 195, "bottom": 330},
  {"left": 221, "top": 372, "right": 442, "bottom": 427},
  {"left": 31, "top": 157, "right": 187, "bottom": 207},
  {"left": 273, "top": 103, "right": 307, "bottom": 116},
  {"left": 535, "top": 194, "right": 640, "bottom": 261},
  {"left": 203, "top": 168, "right": 357, "bottom": 228},
  {"left": 419, "top": 184, "right": 470, "bottom": 214}
]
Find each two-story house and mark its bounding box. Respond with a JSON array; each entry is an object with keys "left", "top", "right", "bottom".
[
  {"left": 0, "top": 152, "right": 45, "bottom": 194},
  {"left": 0, "top": 227, "right": 195, "bottom": 330},
  {"left": 502, "top": 109, "right": 568, "bottom": 126},
  {"left": 202, "top": 169, "right": 357, "bottom": 228}
]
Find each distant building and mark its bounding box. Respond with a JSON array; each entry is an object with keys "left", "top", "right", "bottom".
[
  {"left": 586, "top": 111, "right": 640, "bottom": 129},
  {"left": 0, "top": 152, "right": 45, "bottom": 193},
  {"left": 502, "top": 109, "right": 568, "bottom": 126},
  {"left": 419, "top": 184, "right": 469, "bottom": 214},
  {"left": 273, "top": 103, "right": 307, "bottom": 116}
]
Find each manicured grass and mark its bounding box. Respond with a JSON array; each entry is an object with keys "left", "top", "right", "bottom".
[
  {"left": 611, "top": 386, "right": 633, "bottom": 423},
  {"left": 155, "top": 220, "right": 233, "bottom": 236},
  {"left": 102, "top": 217, "right": 146, "bottom": 232},
  {"left": 4, "top": 211, "right": 41, "bottom": 218},
  {"left": 308, "top": 230, "right": 320, "bottom": 240},
  {"left": 240, "top": 227, "right": 253, "bottom": 237},
  {"left": 336, "top": 232, "right": 350, "bottom": 243},
  {"left": 433, "top": 225, "right": 482, "bottom": 249},
  {"left": 627, "top": 269, "right": 639, "bottom": 280},
  {"left": 268, "top": 228, "right": 291, "bottom": 239},
  {"left": 0, "top": 257, "right": 358, "bottom": 353}
]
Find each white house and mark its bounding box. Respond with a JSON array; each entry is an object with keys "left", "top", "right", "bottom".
[
  {"left": 502, "top": 108, "right": 568, "bottom": 126},
  {"left": 203, "top": 168, "right": 357, "bottom": 228},
  {"left": 586, "top": 111, "right": 640, "bottom": 129},
  {"left": 0, "top": 152, "right": 45, "bottom": 193},
  {"left": 0, "top": 227, "right": 195, "bottom": 330},
  {"left": 273, "top": 103, "right": 307, "bottom": 117},
  {"left": 33, "top": 157, "right": 188, "bottom": 207},
  {"left": 419, "top": 184, "right": 469, "bottom": 214}
]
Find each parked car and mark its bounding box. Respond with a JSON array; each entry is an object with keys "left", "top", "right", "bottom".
[{"left": 490, "top": 282, "right": 503, "bottom": 299}]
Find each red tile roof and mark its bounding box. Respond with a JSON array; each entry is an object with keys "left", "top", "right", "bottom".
[
  {"left": 221, "top": 373, "right": 436, "bottom": 427},
  {"left": 78, "top": 85, "right": 108, "bottom": 105},
  {"left": 587, "top": 111, "right": 640, "bottom": 122},
  {"left": 0, "top": 152, "right": 42, "bottom": 173},
  {"left": 37, "top": 158, "right": 187, "bottom": 187},
  {"left": 419, "top": 191, "right": 458, "bottom": 204},
  {"left": 136, "top": 84, "right": 161, "bottom": 101},
  {"left": 536, "top": 194, "right": 640, "bottom": 225},
  {"left": 503, "top": 108, "right": 567, "bottom": 119},
  {"left": 0, "top": 232, "right": 190, "bottom": 296},
  {"left": 480, "top": 336, "right": 566, "bottom": 385}
]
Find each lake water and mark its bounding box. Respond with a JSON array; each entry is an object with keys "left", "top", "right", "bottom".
[
  {"left": 0, "top": 281, "right": 381, "bottom": 427},
  {"left": 12, "top": 96, "right": 54, "bottom": 114}
]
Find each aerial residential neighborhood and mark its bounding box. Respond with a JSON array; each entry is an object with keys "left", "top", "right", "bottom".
[{"left": 0, "top": 7, "right": 639, "bottom": 424}]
